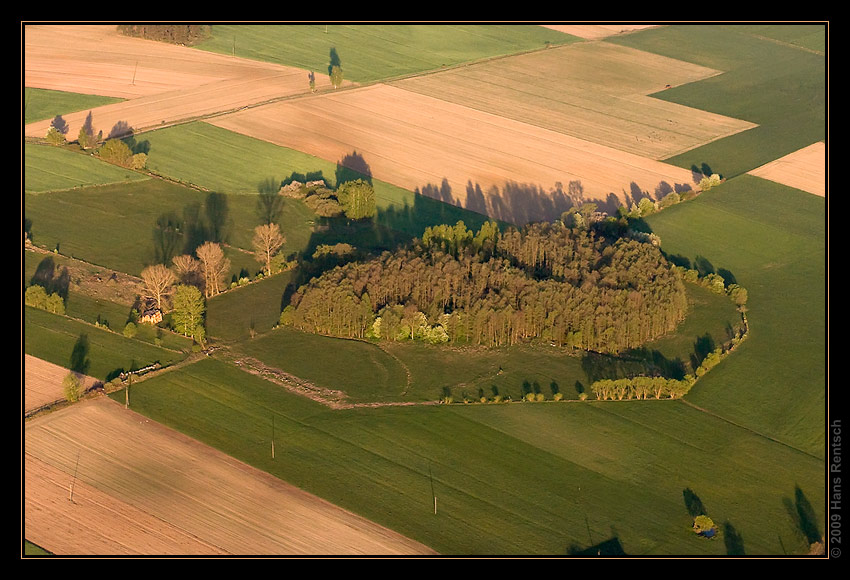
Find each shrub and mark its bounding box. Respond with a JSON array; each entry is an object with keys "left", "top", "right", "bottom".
[
  {"left": 46, "top": 126, "right": 66, "bottom": 145},
  {"left": 62, "top": 373, "right": 83, "bottom": 403},
  {"left": 123, "top": 322, "right": 138, "bottom": 338},
  {"left": 97, "top": 138, "right": 133, "bottom": 167}
]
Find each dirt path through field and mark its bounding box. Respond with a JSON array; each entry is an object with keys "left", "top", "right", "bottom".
[{"left": 24, "top": 397, "right": 439, "bottom": 556}]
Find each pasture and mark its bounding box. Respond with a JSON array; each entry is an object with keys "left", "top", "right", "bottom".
[
  {"left": 24, "top": 143, "right": 148, "bottom": 194},
  {"left": 195, "top": 24, "right": 577, "bottom": 83},
  {"left": 110, "top": 357, "right": 824, "bottom": 556},
  {"left": 645, "top": 176, "right": 825, "bottom": 456},
  {"left": 24, "top": 87, "right": 122, "bottom": 125}
]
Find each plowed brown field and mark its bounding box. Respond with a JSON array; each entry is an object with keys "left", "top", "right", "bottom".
[
  {"left": 24, "top": 355, "right": 100, "bottom": 415},
  {"left": 24, "top": 397, "right": 438, "bottom": 556},
  {"left": 211, "top": 83, "right": 701, "bottom": 223},
  {"left": 23, "top": 24, "right": 343, "bottom": 141},
  {"left": 748, "top": 141, "right": 826, "bottom": 197}
]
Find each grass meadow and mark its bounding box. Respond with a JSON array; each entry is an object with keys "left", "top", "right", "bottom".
[
  {"left": 112, "top": 356, "right": 824, "bottom": 555},
  {"left": 25, "top": 307, "right": 188, "bottom": 381},
  {"left": 24, "top": 87, "right": 123, "bottom": 126},
  {"left": 24, "top": 143, "right": 148, "bottom": 194},
  {"left": 195, "top": 24, "right": 577, "bottom": 83},
  {"left": 645, "top": 176, "right": 825, "bottom": 457}
]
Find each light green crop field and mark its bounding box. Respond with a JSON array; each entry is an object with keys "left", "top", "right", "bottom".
[
  {"left": 195, "top": 24, "right": 577, "bottom": 83},
  {"left": 24, "top": 87, "right": 123, "bottom": 126},
  {"left": 112, "top": 356, "right": 824, "bottom": 555},
  {"left": 24, "top": 143, "right": 149, "bottom": 194},
  {"left": 646, "top": 176, "right": 825, "bottom": 457}
]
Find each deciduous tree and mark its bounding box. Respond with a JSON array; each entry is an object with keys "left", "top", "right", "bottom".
[
  {"left": 252, "top": 223, "right": 286, "bottom": 276},
  {"left": 171, "top": 284, "right": 206, "bottom": 343},
  {"left": 195, "top": 241, "right": 231, "bottom": 297},
  {"left": 140, "top": 263, "right": 176, "bottom": 310}
]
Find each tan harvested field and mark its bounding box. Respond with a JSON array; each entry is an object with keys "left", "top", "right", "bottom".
[
  {"left": 393, "top": 42, "right": 756, "bottom": 160},
  {"left": 24, "top": 355, "right": 100, "bottom": 415},
  {"left": 748, "top": 141, "right": 826, "bottom": 197},
  {"left": 210, "top": 83, "right": 701, "bottom": 224},
  {"left": 24, "top": 397, "right": 438, "bottom": 556},
  {"left": 541, "top": 24, "right": 659, "bottom": 40},
  {"left": 24, "top": 24, "right": 343, "bottom": 141}
]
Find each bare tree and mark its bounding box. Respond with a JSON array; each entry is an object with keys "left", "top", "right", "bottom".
[
  {"left": 140, "top": 264, "right": 176, "bottom": 310},
  {"left": 252, "top": 223, "right": 286, "bottom": 276},
  {"left": 171, "top": 254, "right": 202, "bottom": 286},
  {"left": 195, "top": 241, "right": 231, "bottom": 298}
]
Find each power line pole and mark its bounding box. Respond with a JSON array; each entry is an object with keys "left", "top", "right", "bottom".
[{"left": 68, "top": 450, "right": 81, "bottom": 503}]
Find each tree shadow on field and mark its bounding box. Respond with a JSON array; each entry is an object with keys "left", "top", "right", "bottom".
[
  {"left": 30, "top": 256, "right": 71, "bottom": 302},
  {"left": 69, "top": 333, "right": 91, "bottom": 376},
  {"left": 683, "top": 487, "right": 707, "bottom": 518},
  {"left": 723, "top": 521, "right": 746, "bottom": 555},
  {"left": 567, "top": 537, "right": 627, "bottom": 556},
  {"left": 336, "top": 151, "right": 372, "bottom": 186},
  {"left": 108, "top": 120, "right": 134, "bottom": 140},
  {"left": 783, "top": 485, "right": 822, "bottom": 547},
  {"left": 690, "top": 333, "right": 716, "bottom": 370}
]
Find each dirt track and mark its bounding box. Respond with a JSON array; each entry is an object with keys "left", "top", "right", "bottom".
[{"left": 24, "top": 397, "right": 438, "bottom": 556}]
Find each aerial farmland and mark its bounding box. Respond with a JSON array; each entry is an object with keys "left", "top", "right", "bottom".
[{"left": 23, "top": 23, "right": 828, "bottom": 558}]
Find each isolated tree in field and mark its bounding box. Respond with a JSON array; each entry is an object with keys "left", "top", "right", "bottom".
[
  {"left": 140, "top": 263, "right": 176, "bottom": 310},
  {"left": 328, "top": 47, "right": 343, "bottom": 89},
  {"left": 195, "top": 241, "right": 231, "bottom": 297},
  {"left": 336, "top": 179, "right": 376, "bottom": 220},
  {"left": 77, "top": 111, "right": 98, "bottom": 149},
  {"left": 171, "top": 284, "right": 206, "bottom": 344},
  {"left": 62, "top": 372, "right": 84, "bottom": 403},
  {"left": 252, "top": 223, "right": 286, "bottom": 276}
]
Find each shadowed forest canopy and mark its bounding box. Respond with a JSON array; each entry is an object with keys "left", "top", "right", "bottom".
[{"left": 284, "top": 221, "right": 688, "bottom": 353}]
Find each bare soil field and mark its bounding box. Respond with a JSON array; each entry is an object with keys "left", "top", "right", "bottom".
[
  {"left": 393, "top": 42, "right": 756, "bottom": 160},
  {"left": 748, "top": 141, "right": 826, "bottom": 197},
  {"left": 541, "top": 24, "right": 659, "bottom": 40},
  {"left": 23, "top": 24, "right": 342, "bottom": 141},
  {"left": 210, "top": 83, "right": 700, "bottom": 224},
  {"left": 23, "top": 397, "right": 438, "bottom": 556},
  {"left": 24, "top": 355, "right": 100, "bottom": 415}
]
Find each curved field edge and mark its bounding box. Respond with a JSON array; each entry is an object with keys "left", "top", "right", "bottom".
[
  {"left": 645, "top": 176, "right": 825, "bottom": 456},
  {"left": 109, "top": 356, "right": 824, "bottom": 555}
]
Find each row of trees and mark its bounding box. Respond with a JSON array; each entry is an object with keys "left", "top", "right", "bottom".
[
  {"left": 280, "top": 178, "right": 376, "bottom": 220},
  {"left": 283, "top": 221, "right": 689, "bottom": 354},
  {"left": 45, "top": 112, "right": 148, "bottom": 169}
]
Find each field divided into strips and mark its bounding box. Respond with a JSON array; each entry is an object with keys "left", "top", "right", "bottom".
[
  {"left": 210, "top": 83, "right": 699, "bottom": 225},
  {"left": 25, "top": 397, "right": 437, "bottom": 556},
  {"left": 23, "top": 24, "right": 340, "bottom": 143},
  {"left": 105, "top": 357, "right": 823, "bottom": 556},
  {"left": 392, "top": 42, "right": 756, "bottom": 160},
  {"left": 609, "top": 25, "right": 826, "bottom": 178},
  {"left": 748, "top": 142, "right": 826, "bottom": 197}
]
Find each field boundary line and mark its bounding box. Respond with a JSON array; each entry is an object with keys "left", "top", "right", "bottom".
[{"left": 676, "top": 398, "right": 822, "bottom": 461}]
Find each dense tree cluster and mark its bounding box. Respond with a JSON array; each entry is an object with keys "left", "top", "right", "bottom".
[
  {"left": 117, "top": 25, "right": 212, "bottom": 45},
  {"left": 283, "top": 221, "right": 688, "bottom": 354}
]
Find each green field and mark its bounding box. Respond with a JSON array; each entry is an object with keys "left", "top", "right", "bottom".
[
  {"left": 25, "top": 307, "right": 188, "bottom": 381},
  {"left": 645, "top": 176, "right": 826, "bottom": 457},
  {"left": 610, "top": 24, "right": 826, "bottom": 177},
  {"left": 24, "top": 87, "right": 123, "bottom": 126},
  {"left": 24, "top": 143, "right": 149, "bottom": 194},
  {"left": 113, "top": 356, "right": 824, "bottom": 555},
  {"left": 196, "top": 24, "right": 577, "bottom": 83}
]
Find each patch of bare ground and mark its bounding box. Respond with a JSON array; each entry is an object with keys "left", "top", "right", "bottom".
[
  {"left": 24, "top": 355, "right": 101, "bottom": 415},
  {"left": 541, "top": 24, "right": 660, "bottom": 40},
  {"left": 24, "top": 397, "right": 438, "bottom": 555},
  {"left": 748, "top": 142, "right": 826, "bottom": 197}
]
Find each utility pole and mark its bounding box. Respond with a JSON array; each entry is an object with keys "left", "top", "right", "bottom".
[
  {"left": 271, "top": 415, "right": 275, "bottom": 459},
  {"left": 68, "top": 450, "right": 81, "bottom": 503}
]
